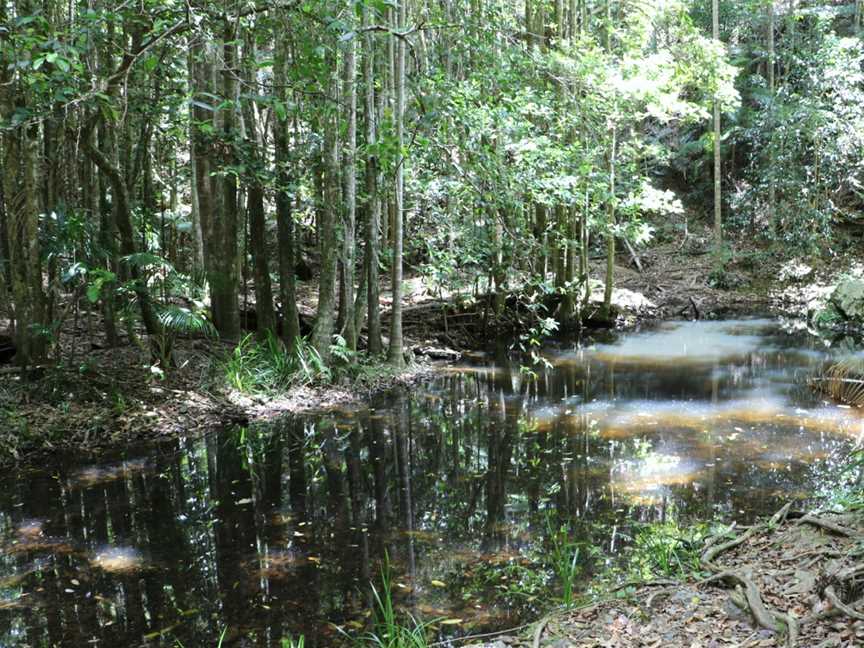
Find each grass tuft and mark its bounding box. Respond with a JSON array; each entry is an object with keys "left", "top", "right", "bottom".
[{"left": 223, "top": 334, "right": 329, "bottom": 394}]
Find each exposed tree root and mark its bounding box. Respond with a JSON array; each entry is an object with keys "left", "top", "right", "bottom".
[
  {"left": 700, "top": 503, "right": 799, "bottom": 647},
  {"left": 797, "top": 514, "right": 856, "bottom": 537},
  {"left": 825, "top": 586, "right": 864, "bottom": 621}
]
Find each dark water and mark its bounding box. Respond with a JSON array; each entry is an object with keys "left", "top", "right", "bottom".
[{"left": 1, "top": 319, "right": 861, "bottom": 647}]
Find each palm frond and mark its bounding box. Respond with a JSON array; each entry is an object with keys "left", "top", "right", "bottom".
[
  {"left": 158, "top": 305, "right": 217, "bottom": 338},
  {"left": 810, "top": 357, "right": 864, "bottom": 407}
]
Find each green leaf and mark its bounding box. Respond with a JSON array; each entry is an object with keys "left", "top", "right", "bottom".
[{"left": 86, "top": 282, "right": 102, "bottom": 303}]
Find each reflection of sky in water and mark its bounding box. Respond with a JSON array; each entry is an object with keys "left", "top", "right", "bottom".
[
  {"left": 528, "top": 320, "right": 863, "bottom": 507},
  {"left": 552, "top": 319, "right": 781, "bottom": 366}
]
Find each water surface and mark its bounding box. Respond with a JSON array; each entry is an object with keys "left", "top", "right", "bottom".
[{"left": 0, "top": 319, "right": 860, "bottom": 646}]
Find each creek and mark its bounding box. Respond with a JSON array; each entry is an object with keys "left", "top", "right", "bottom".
[{"left": 0, "top": 319, "right": 860, "bottom": 646}]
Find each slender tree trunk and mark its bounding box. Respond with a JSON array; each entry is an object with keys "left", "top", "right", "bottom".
[
  {"left": 388, "top": 0, "right": 407, "bottom": 368},
  {"left": 213, "top": 24, "right": 242, "bottom": 340},
  {"left": 2, "top": 128, "right": 47, "bottom": 365},
  {"left": 0, "top": 2, "right": 46, "bottom": 365},
  {"left": 555, "top": 0, "right": 564, "bottom": 39},
  {"left": 96, "top": 120, "right": 119, "bottom": 347},
  {"left": 187, "top": 49, "right": 205, "bottom": 272},
  {"left": 767, "top": 0, "right": 776, "bottom": 233},
  {"left": 602, "top": 125, "right": 617, "bottom": 319},
  {"left": 242, "top": 29, "right": 276, "bottom": 338},
  {"left": 713, "top": 0, "right": 722, "bottom": 245},
  {"left": 311, "top": 71, "right": 341, "bottom": 361},
  {"left": 274, "top": 35, "right": 302, "bottom": 348},
  {"left": 363, "top": 3, "right": 383, "bottom": 356},
  {"left": 339, "top": 21, "right": 358, "bottom": 351}
]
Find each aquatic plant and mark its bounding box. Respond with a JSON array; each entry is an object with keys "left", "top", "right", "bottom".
[
  {"left": 546, "top": 518, "right": 585, "bottom": 607},
  {"left": 354, "top": 557, "right": 434, "bottom": 648}
]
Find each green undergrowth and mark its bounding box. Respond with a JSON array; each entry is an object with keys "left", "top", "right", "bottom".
[
  {"left": 820, "top": 448, "right": 864, "bottom": 512},
  {"left": 220, "top": 333, "right": 411, "bottom": 396}
]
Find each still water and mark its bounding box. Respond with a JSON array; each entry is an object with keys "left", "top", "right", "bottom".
[{"left": 0, "top": 319, "right": 861, "bottom": 646}]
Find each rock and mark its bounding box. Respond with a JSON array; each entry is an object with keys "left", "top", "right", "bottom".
[
  {"left": 414, "top": 346, "right": 462, "bottom": 361},
  {"left": 829, "top": 276, "right": 864, "bottom": 321}
]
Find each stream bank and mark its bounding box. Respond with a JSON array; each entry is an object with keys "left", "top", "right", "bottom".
[
  {"left": 470, "top": 504, "right": 864, "bottom": 648},
  {"left": 2, "top": 241, "right": 863, "bottom": 466}
]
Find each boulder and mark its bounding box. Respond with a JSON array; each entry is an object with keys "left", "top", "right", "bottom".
[{"left": 829, "top": 276, "right": 864, "bottom": 321}]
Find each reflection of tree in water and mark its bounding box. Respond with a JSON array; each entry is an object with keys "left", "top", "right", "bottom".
[{"left": 0, "top": 331, "right": 854, "bottom": 645}]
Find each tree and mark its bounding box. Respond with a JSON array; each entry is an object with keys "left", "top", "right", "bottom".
[
  {"left": 363, "top": 0, "right": 383, "bottom": 356},
  {"left": 274, "top": 29, "right": 302, "bottom": 349},
  {"left": 388, "top": 0, "right": 408, "bottom": 368},
  {"left": 713, "top": 0, "right": 722, "bottom": 245},
  {"left": 339, "top": 12, "right": 358, "bottom": 352}
]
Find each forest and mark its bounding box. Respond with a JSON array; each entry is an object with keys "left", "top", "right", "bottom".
[{"left": 1, "top": 0, "right": 864, "bottom": 646}]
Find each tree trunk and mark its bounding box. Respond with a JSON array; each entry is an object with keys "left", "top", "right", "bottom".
[
  {"left": 388, "top": 0, "right": 407, "bottom": 368},
  {"left": 96, "top": 119, "right": 119, "bottom": 347},
  {"left": 274, "top": 35, "right": 302, "bottom": 349},
  {"left": 364, "top": 5, "right": 383, "bottom": 356},
  {"left": 602, "top": 125, "right": 617, "bottom": 319},
  {"left": 339, "top": 23, "right": 358, "bottom": 351},
  {"left": 211, "top": 24, "right": 242, "bottom": 340},
  {"left": 767, "top": 0, "right": 776, "bottom": 233},
  {"left": 242, "top": 28, "right": 276, "bottom": 338},
  {"left": 311, "top": 71, "right": 341, "bottom": 361},
  {"left": 1, "top": 127, "right": 47, "bottom": 365},
  {"left": 712, "top": 0, "right": 722, "bottom": 245}
]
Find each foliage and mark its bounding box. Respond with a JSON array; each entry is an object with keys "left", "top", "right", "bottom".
[
  {"left": 730, "top": 7, "right": 864, "bottom": 248},
  {"left": 354, "top": 557, "right": 434, "bottom": 648},
  {"left": 223, "top": 334, "right": 329, "bottom": 394},
  {"left": 627, "top": 521, "right": 707, "bottom": 579},
  {"left": 547, "top": 518, "right": 586, "bottom": 606}
]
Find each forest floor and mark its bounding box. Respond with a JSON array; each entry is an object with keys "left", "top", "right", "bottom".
[
  {"left": 0, "top": 229, "right": 860, "bottom": 465},
  {"left": 470, "top": 506, "right": 864, "bottom": 648}
]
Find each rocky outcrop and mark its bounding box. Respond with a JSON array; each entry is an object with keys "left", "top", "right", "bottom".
[{"left": 830, "top": 276, "right": 864, "bottom": 321}]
